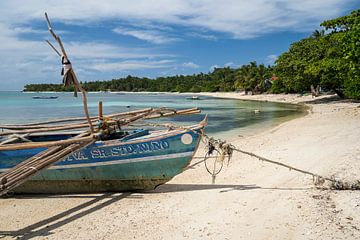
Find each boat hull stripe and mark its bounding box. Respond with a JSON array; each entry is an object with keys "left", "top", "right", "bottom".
[{"left": 0, "top": 151, "right": 194, "bottom": 171}]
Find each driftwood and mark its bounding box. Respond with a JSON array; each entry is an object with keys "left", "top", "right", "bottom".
[{"left": 311, "top": 85, "right": 320, "bottom": 97}]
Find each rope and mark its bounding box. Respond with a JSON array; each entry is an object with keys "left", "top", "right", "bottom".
[
  {"left": 123, "top": 120, "right": 360, "bottom": 190},
  {"left": 198, "top": 133, "right": 360, "bottom": 190}
]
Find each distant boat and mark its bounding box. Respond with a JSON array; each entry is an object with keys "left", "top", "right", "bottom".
[
  {"left": 186, "top": 96, "right": 201, "bottom": 100},
  {"left": 32, "top": 96, "right": 58, "bottom": 99}
]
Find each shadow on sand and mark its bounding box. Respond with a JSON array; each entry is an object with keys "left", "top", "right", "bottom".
[
  {"left": 0, "top": 193, "right": 133, "bottom": 240},
  {"left": 0, "top": 183, "right": 311, "bottom": 239},
  {"left": 152, "top": 183, "right": 310, "bottom": 194},
  {"left": 302, "top": 95, "right": 360, "bottom": 105}
]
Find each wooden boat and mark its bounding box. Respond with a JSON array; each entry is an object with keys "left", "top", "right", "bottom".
[
  {"left": 0, "top": 121, "right": 205, "bottom": 193},
  {"left": 32, "top": 96, "right": 58, "bottom": 99},
  {"left": 0, "top": 14, "right": 207, "bottom": 195}
]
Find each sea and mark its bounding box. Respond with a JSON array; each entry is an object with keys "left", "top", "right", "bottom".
[{"left": 0, "top": 91, "right": 306, "bottom": 138}]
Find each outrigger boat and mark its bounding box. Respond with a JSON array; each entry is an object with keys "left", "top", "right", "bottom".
[
  {"left": 0, "top": 119, "right": 206, "bottom": 193},
  {"left": 0, "top": 13, "right": 207, "bottom": 195}
]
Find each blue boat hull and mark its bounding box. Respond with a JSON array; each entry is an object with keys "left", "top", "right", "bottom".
[{"left": 0, "top": 128, "right": 202, "bottom": 193}]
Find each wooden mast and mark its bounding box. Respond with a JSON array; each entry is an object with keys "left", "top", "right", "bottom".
[{"left": 44, "top": 13, "right": 94, "bottom": 133}]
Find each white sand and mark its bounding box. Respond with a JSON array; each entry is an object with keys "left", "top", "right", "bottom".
[{"left": 1, "top": 93, "right": 360, "bottom": 239}]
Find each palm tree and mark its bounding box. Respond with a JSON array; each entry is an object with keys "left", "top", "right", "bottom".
[{"left": 312, "top": 29, "right": 325, "bottom": 38}]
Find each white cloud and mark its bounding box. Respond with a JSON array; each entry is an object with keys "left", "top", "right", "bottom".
[
  {"left": 224, "top": 62, "right": 236, "bottom": 67},
  {"left": 0, "top": 0, "right": 355, "bottom": 89},
  {"left": 265, "top": 54, "right": 278, "bottom": 65},
  {"left": 90, "top": 60, "right": 175, "bottom": 72},
  {"left": 66, "top": 41, "right": 165, "bottom": 59},
  {"left": 210, "top": 65, "right": 220, "bottom": 71},
  {"left": 188, "top": 32, "right": 217, "bottom": 41},
  {"left": 0, "top": 22, "right": 172, "bottom": 90},
  {"left": 182, "top": 62, "right": 199, "bottom": 69},
  {"left": 113, "top": 28, "right": 178, "bottom": 44},
  {"left": 0, "top": 0, "right": 353, "bottom": 39}
]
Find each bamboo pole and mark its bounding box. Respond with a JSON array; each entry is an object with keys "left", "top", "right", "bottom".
[
  {"left": 145, "top": 108, "right": 200, "bottom": 119},
  {"left": 45, "top": 40, "right": 61, "bottom": 57},
  {"left": 0, "top": 108, "right": 199, "bottom": 134},
  {"left": 0, "top": 123, "right": 90, "bottom": 137},
  {"left": 0, "top": 135, "right": 95, "bottom": 151},
  {"left": 0, "top": 110, "right": 200, "bottom": 137},
  {"left": 0, "top": 132, "right": 90, "bottom": 182},
  {"left": 98, "top": 101, "right": 103, "bottom": 120},
  {"left": 0, "top": 140, "right": 94, "bottom": 195},
  {"left": 3, "top": 143, "right": 85, "bottom": 186},
  {"left": 0, "top": 109, "right": 164, "bottom": 150},
  {"left": 72, "top": 72, "right": 94, "bottom": 133},
  {"left": 44, "top": 12, "right": 93, "bottom": 133},
  {"left": 0, "top": 146, "right": 63, "bottom": 185},
  {"left": 0, "top": 134, "right": 30, "bottom": 145},
  {"left": 0, "top": 108, "right": 153, "bottom": 129},
  {"left": 0, "top": 114, "right": 144, "bottom": 136}
]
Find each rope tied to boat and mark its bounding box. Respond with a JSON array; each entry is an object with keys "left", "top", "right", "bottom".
[
  {"left": 118, "top": 121, "right": 356, "bottom": 190},
  {"left": 197, "top": 132, "right": 360, "bottom": 190},
  {"left": 202, "top": 137, "right": 235, "bottom": 183}
]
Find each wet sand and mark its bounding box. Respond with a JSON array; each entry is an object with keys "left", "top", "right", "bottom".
[{"left": 1, "top": 93, "right": 360, "bottom": 239}]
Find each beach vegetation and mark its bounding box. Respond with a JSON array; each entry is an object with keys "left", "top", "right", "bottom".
[
  {"left": 24, "top": 10, "right": 360, "bottom": 99},
  {"left": 274, "top": 9, "right": 360, "bottom": 99}
]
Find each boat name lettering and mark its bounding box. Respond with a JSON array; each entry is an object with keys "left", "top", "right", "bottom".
[
  {"left": 91, "top": 140, "right": 170, "bottom": 159},
  {"left": 65, "top": 151, "right": 89, "bottom": 161}
]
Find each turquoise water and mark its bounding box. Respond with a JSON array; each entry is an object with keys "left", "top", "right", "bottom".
[{"left": 0, "top": 91, "right": 305, "bottom": 137}]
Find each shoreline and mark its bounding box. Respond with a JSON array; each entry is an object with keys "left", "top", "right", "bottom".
[
  {"left": 2, "top": 91, "right": 308, "bottom": 139},
  {"left": 197, "top": 91, "right": 340, "bottom": 104},
  {"left": 1, "top": 93, "right": 360, "bottom": 239}
]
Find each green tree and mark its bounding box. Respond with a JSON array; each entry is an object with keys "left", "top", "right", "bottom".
[
  {"left": 274, "top": 9, "right": 360, "bottom": 99},
  {"left": 321, "top": 9, "right": 360, "bottom": 99},
  {"left": 234, "top": 62, "right": 271, "bottom": 94}
]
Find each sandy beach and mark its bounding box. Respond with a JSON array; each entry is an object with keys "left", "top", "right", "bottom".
[{"left": 1, "top": 93, "right": 360, "bottom": 239}]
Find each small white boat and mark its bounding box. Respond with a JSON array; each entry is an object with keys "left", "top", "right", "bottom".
[{"left": 186, "top": 96, "right": 201, "bottom": 100}]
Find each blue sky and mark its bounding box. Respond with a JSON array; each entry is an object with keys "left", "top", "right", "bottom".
[{"left": 0, "top": 0, "right": 358, "bottom": 90}]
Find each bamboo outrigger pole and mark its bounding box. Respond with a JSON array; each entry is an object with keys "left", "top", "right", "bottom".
[
  {"left": 0, "top": 107, "right": 200, "bottom": 132},
  {"left": 44, "top": 13, "right": 94, "bottom": 133}
]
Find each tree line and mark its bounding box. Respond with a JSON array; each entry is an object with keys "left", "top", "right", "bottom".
[
  {"left": 24, "top": 9, "right": 360, "bottom": 99},
  {"left": 24, "top": 64, "right": 273, "bottom": 94}
]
